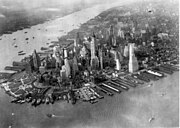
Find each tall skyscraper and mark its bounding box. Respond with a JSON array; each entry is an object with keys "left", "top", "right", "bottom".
[
  {"left": 109, "top": 25, "right": 114, "bottom": 36},
  {"left": 123, "top": 45, "right": 129, "bottom": 57},
  {"left": 115, "top": 51, "right": 121, "bottom": 71},
  {"left": 128, "top": 43, "right": 139, "bottom": 73},
  {"left": 72, "top": 54, "right": 79, "bottom": 78},
  {"left": 90, "top": 34, "right": 99, "bottom": 70},
  {"left": 32, "top": 49, "right": 41, "bottom": 71},
  {"left": 63, "top": 48, "right": 71, "bottom": 77},
  {"left": 76, "top": 32, "right": 81, "bottom": 46},
  {"left": 118, "top": 28, "right": 125, "bottom": 39},
  {"left": 73, "top": 39, "right": 77, "bottom": 53},
  {"left": 109, "top": 25, "right": 117, "bottom": 47},
  {"left": 80, "top": 42, "right": 88, "bottom": 58},
  {"left": 99, "top": 48, "right": 103, "bottom": 70},
  {"left": 61, "top": 66, "right": 67, "bottom": 81}
]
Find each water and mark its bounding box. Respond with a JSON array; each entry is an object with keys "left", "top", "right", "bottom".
[
  {"left": 0, "top": 1, "right": 129, "bottom": 72},
  {"left": 0, "top": 72, "right": 178, "bottom": 128}
]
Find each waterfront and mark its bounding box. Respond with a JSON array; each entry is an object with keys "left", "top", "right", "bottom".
[
  {"left": 0, "top": 71, "right": 178, "bottom": 128},
  {"left": 0, "top": 0, "right": 131, "bottom": 72},
  {"left": 0, "top": 0, "right": 179, "bottom": 128}
]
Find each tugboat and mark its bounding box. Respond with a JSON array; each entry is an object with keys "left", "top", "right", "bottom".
[
  {"left": 46, "top": 114, "right": 55, "bottom": 118},
  {"left": 18, "top": 51, "right": 26, "bottom": 56}
]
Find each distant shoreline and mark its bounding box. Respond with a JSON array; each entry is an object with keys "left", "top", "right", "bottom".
[
  {"left": 0, "top": 8, "right": 83, "bottom": 37},
  {"left": 0, "top": 2, "right": 122, "bottom": 72}
]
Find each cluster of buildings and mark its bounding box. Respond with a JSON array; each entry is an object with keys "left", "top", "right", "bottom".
[
  {"left": 34, "top": 25, "right": 140, "bottom": 85},
  {"left": 2, "top": 7, "right": 178, "bottom": 105}
]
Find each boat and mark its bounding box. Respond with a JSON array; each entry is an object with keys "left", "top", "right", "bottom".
[
  {"left": 46, "top": 114, "right": 55, "bottom": 118},
  {"left": 45, "top": 97, "right": 50, "bottom": 104},
  {"left": 40, "top": 47, "right": 49, "bottom": 51},
  {"left": 41, "top": 97, "right": 46, "bottom": 104},
  {"left": 18, "top": 51, "right": 24, "bottom": 53},
  {"left": 36, "top": 98, "right": 42, "bottom": 105},
  {"left": 31, "top": 99, "right": 37, "bottom": 106},
  {"left": 140, "top": 72, "right": 159, "bottom": 81},
  {"left": 18, "top": 53, "right": 26, "bottom": 56}
]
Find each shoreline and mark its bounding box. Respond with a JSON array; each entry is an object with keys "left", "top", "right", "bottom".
[
  {"left": 0, "top": 71, "right": 178, "bottom": 128},
  {"left": 0, "top": 1, "right": 128, "bottom": 72}
]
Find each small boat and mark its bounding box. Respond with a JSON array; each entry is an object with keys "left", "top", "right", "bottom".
[
  {"left": 19, "top": 100, "right": 26, "bottom": 104},
  {"left": 46, "top": 114, "right": 55, "bottom": 118},
  {"left": 41, "top": 47, "right": 49, "bottom": 51},
  {"left": 36, "top": 98, "right": 42, "bottom": 105},
  {"left": 18, "top": 53, "right": 26, "bottom": 56},
  {"left": 45, "top": 97, "right": 50, "bottom": 104},
  {"left": 31, "top": 99, "right": 37, "bottom": 106},
  {"left": 41, "top": 98, "right": 46, "bottom": 104},
  {"left": 18, "top": 51, "right": 24, "bottom": 53},
  {"left": 11, "top": 98, "right": 20, "bottom": 103},
  {"left": 26, "top": 98, "right": 32, "bottom": 103}
]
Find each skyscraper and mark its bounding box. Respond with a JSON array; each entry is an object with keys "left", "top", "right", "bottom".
[
  {"left": 128, "top": 43, "right": 139, "bottom": 73},
  {"left": 115, "top": 51, "right": 121, "bottom": 71},
  {"left": 76, "top": 32, "right": 82, "bottom": 46},
  {"left": 123, "top": 45, "right": 129, "bottom": 57},
  {"left": 63, "top": 48, "right": 71, "bottom": 78},
  {"left": 90, "top": 33, "right": 99, "bottom": 70},
  {"left": 118, "top": 28, "right": 125, "bottom": 39},
  {"left": 109, "top": 25, "right": 117, "bottom": 47},
  {"left": 73, "top": 39, "right": 77, "bottom": 53},
  {"left": 72, "top": 54, "right": 79, "bottom": 78},
  {"left": 32, "top": 49, "right": 41, "bottom": 71},
  {"left": 98, "top": 48, "right": 103, "bottom": 70}
]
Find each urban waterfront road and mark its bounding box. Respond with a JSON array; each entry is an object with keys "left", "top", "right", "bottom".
[{"left": 0, "top": 71, "right": 178, "bottom": 128}]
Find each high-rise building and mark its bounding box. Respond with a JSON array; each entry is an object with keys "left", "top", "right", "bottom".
[
  {"left": 60, "top": 66, "right": 67, "bottom": 81},
  {"left": 98, "top": 48, "right": 103, "bottom": 70},
  {"left": 76, "top": 32, "right": 82, "bottom": 46},
  {"left": 32, "top": 49, "right": 41, "bottom": 71},
  {"left": 109, "top": 25, "right": 114, "bottom": 36},
  {"left": 73, "top": 39, "right": 77, "bottom": 53},
  {"left": 90, "top": 34, "right": 99, "bottom": 70},
  {"left": 53, "top": 46, "right": 63, "bottom": 69},
  {"left": 123, "top": 45, "right": 129, "bottom": 57},
  {"left": 128, "top": 43, "right": 139, "bottom": 73},
  {"left": 118, "top": 28, "right": 125, "bottom": 39},
  {"left": 115, "top": 51, "right": 121, "bottom": 71},
  {"left": 108, "top": 25, "right": 117, "bottom": 47},
  {"left": 72, "top": 55, "right": 79, "bottom": 78},
  {"left": 80, "top": 42, "right": 88, "bottom": 58},
  {"left": 63, "top": 48, "right": 71, "bottom": 77}
]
